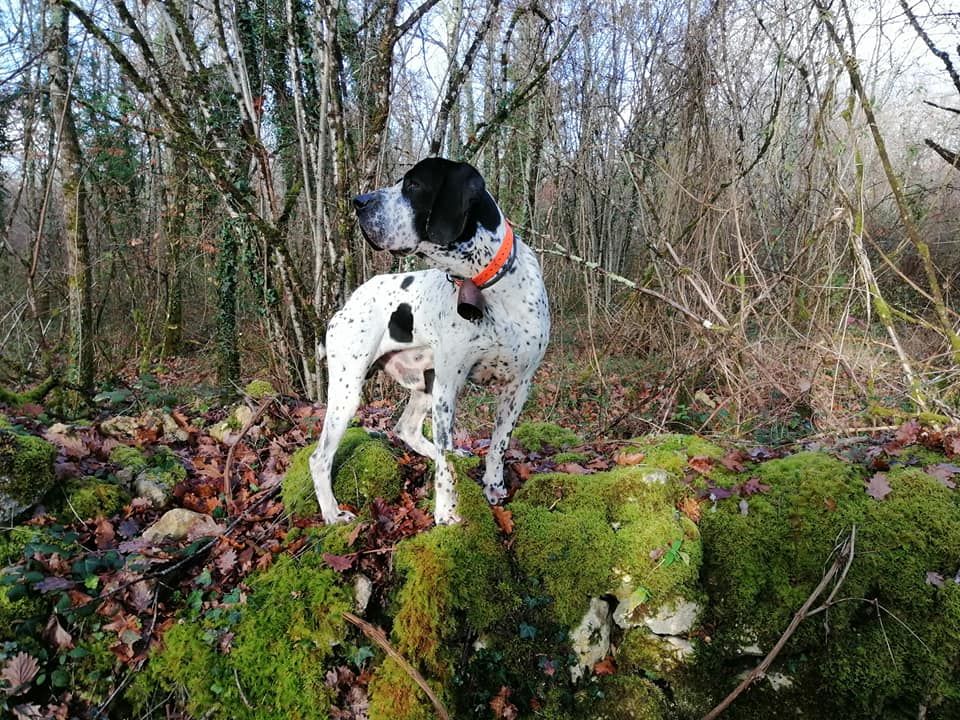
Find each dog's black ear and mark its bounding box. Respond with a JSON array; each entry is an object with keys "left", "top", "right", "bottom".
[{"left": 426, "top": 162, "right": 485, "bottom": 246}]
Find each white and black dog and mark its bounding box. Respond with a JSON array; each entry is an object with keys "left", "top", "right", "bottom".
[{"left": 309, "top": 158, "right": 550, "bottom": 525}]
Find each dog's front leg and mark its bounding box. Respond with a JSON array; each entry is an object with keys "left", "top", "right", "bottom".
[
  {"left": 430, "top": 363, "right": 465, "bottom": 525},
  {"left": 482, "top": 372, "right": 536, "bottom": 504}
]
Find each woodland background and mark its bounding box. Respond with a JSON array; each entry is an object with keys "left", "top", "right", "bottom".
[{"left": 1, "top": 0, "right": 959, "bottom": 431}]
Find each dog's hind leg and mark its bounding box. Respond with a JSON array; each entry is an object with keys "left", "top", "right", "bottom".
[{"left": 395, "top": 388, "right": 435, "bottom": 457}]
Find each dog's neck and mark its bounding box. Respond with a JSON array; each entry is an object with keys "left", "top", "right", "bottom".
[{"left": 419, "top": 211, "right": 516, "bottom": 285}]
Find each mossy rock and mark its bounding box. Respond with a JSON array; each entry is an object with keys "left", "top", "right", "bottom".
[
  {"left": 128, "top": 552, "right": 351, "bottom": 720},
  {"left": 697, "top": 451, "right": 960, "bottom": 718},
  {"left": 624, "top": 433, "right": 728, "bottom": 482},
  {"left": 282, "top": 428, "right": 402, "bottom": 518},
  {"left": 368, "top": 471, "right": 516, "bottom": 720},
  {"left": 244, "top": 379, "right": 277, "bottom": 399},
  {"left": 0, "top": 428, "right": 57, "bottom": 512},
  {"left": 513, "top": 421, "right": 582, "bottom": 453},
  {"left": 109, "top": 444, "right": 148, "bottom": 473},
  {"left": 512, "top": 465, "right": 701, "bottom": 629},
  {"left": 58, "top": 477, "right": 129, "bottom": 520},
  {"left": 589, "top": 676, "right": 666, "bottom": 720}
]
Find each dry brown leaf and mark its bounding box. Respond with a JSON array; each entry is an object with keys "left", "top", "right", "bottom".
[
  {"left": 679, "top": 496, "right": 702, "bottom": 523},
  {"left": 615, "top": 451, "right": 646, "bottom": 466},
  {"left": 43, "top": 615, "right": 74, "bottom": 652},
  {"left": 593, "top": 656, "right": 617, "bottom": 676},
  {"left": 491, "top": 506, "right": 515, "bottom": 534},
  {"left": 688, "top": 455, "right": 714, "bottom": 475},
  {"left": 2, "top": 652, "right": 39, "bottom": 693}
]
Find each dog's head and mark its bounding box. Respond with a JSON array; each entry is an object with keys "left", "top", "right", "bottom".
[{"left": 354, "top": 158, "right": 499, "bottom": 254}]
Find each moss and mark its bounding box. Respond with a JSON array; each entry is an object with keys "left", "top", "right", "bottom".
[
  {"left": 589, "top": 676, "right": 666, "bottom": 720},
  {"left": 71, "top": 636, "right": 120, "bottom": 705},
  {"left": 244, "top": 379, "right": 277, "bottom": 399},
  {"left": 129, "top": 552, "right": 350, "bottom": 720},
  {"left": 60, "top": 478, "right": 128, "bottom": 520},
  {"left": 697, "top": 452, "right": 960, "bottom": 718},
  {"left": 513, "top": 421, "right": 582, "bottom": 453},
  {"left": 368, "top": 472, "right": 516, "bottom": 719},
  {"left": 109, "top": 444, "right": 148, "bottom": 473},
  {"left": 282, "top": 429, "right": 402, "bottom": 518},
  {"left": 625, "top": 433, "right": 727, "bottom": 482},
  {"left": 552, "top": 451, "right": 589, "bottom": 463},
  {"left": 0, "top": 429, "right": 57, "bottom": 506},
  {"left": 512, "top": 466, "right": 701, "bottom": 629}
]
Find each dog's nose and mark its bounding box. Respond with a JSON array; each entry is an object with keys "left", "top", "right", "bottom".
[{"left": 353, "top": 193, "right": 374, "bottom": 211}]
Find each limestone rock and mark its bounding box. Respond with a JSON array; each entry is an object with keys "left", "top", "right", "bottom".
[
  {"left": 570, "top": 597, "right": 612, "bottom": 682},
  {"left": 99, "top": 415, "right": 141, "bottom": 439},
  {"left": 143, "top": 508, "right": 224, "bottom": 542},
  {"left": 642, "top": 599, "right": 700, "bottom": 636},
  {"left": 134, "top": 474, "right": 171, "bottom": 508}
]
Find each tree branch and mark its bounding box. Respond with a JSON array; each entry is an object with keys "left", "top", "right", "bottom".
[{"left": 702, "top": 528, "right": 857, "bottom": 720}]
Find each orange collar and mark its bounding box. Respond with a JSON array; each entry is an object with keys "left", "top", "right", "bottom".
[{"left": 470, "top": 222, "right": 515, "bottom": 289}]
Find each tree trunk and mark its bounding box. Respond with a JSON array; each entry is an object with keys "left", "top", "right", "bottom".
[{"left": 47, "top": 0, "right": 94, "bottom": 394}]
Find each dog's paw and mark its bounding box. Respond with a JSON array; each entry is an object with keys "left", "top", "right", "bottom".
[
  {"left": 323, "top": 508, "right": 357, "bottom": 525},
  {"left": 434, "top": 508, "right": 462, "bottom": 525},
  {"left": 483, "top": 484, "right": 508, "bottom": 505}
]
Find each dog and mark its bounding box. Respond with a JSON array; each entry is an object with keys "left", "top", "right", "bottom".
[{"left": 309, "top": 157, "right": 550, "bottom": 525}]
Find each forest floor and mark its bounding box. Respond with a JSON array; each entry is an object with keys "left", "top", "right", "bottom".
[{"left": 1, "top": 334, "right": 958, "bottom": 718}]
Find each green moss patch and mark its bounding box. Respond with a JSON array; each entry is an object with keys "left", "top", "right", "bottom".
[
  {"left": 368, "top": 473, "right": 515, "bottom": 719},
  {"left": 513, "top": 421, "right": 582, "bottom": 453},
  {"left": 282, "top": 428, "right": 403, "bottom": 518},
  {"left": 0, "top": 428, "right": 57, "bottom": 507},
  {"left": 698, "top": 451, "right": 960, "bottom": 718},
  {"left": 129, "top": 552, "right": 351, "bottom": 720},
  {"left": 512, "top": 466, "right": 700, "bottom": 628},
  {"left": 59, "top": 477, "right": 128, "bottom": 520}
]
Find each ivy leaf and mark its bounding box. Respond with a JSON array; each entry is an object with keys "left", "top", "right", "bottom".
[
  {"left": 2, "top": 652, "right": 40, "bottom": 694},
  {"left": 865, "top": 473, "right": 892, "bottom": 501},
  {"left": 518, "top": 622, "right": 537, "bottom": 639}
]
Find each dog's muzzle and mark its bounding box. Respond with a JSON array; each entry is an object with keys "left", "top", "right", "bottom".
[{"left": 353, "top": 193, "right": 383, "bottom": 250}]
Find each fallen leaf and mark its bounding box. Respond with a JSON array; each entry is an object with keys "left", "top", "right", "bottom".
[
  {"left": 554, "top": 462, "right": 589, "bottom": 475},
  {"left": 926, "top": 571, "right": 945, "bottom": 587},
  {"left": 216, "top": 548, "right": 238, "bottom": 575},
  {"left": 739, "top": 499, "right": 749, "bottom": 515},
  {"left": 925, "top": 463, "right": 960, "bottom": 489},
  {"left": 43, "top": 614, "right": 74, "bottom": 651},
  {"left": 94, "top": 518, "right": 116, "bottom": 549},
  {"left": 323, "top": 553, "right": 355, "bottom": 573},
  {"left": 688, "top": 456, "right": 714, "bottom": 475},
  {"left": 593, "top": 656, "right": 617, "bottom": 676},
  {"left": 2, "top": 652, "right": 40, "bottom": 693},
  {"left": 679, "top": 496, "right": 702, "bottom": 523},
  {"left": 514, "top": 462, "right": 533, "bottom": 481},
  {"left": 491, "top": 506, "right": 514, "bottom": 534},
  {"left": 43, "top": 423, "right": 89, "bottom": 459},
  {"left": 489, "top": 686, "right": 518, "bottom": 720},
  {"left": 720, "top": 449, "right": 748, "bottom": 472},
  {"left": 738, "top": 477, "right": 771, "bottom": 496},
  {"left": 615, "top": 451, "right": 645, "bottom": 466},
  {"left": 865, "top": 473, "right": 892, "bottom": 501}
]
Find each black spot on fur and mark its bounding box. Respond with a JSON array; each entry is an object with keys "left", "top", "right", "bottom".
[
  {"left": 388, "top": 303, "right": 414, "bottom": 343},
  {"left": 423, "top": 368, "right": 435, "bottom": 395},
  {"left": 401, "top": 275, "right": 415, "bottom": 289}
]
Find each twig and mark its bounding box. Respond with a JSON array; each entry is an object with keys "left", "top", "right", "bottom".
[
  {"left": 343, "top": 611, "right": 450, "bottom": 720},
  {"left": 702, "top": 527, "right": 856, "bottom": 720},
  {"left": 224, "top": 396, "right": 275, "bottom": 505}
]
